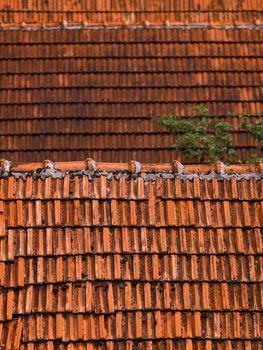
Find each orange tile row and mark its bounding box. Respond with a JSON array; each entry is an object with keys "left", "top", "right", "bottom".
[
  {"left": 0, "top": 126, "right": 260, "bottom": 158},
  {"left": 2, "top": 227, "right": 262, "bottom": 257},
  {"left": 1, "top": 135, "right": 261, "bottom": 162},
  {"left": 1, "top": 319, "right": 263, "bottom": 350},
  {"left": 0, "top": 98, "right": 260, "bottom": 122},
  {"left": 1, "top": 148, "right": 262, "bottom": 164},
  {"left": 0, "top": 176, "right": 262, "bottom": 200},
  {"left": 1, "top": 43, "right": 262, "bottom": 59},
  {"left": 1, "top": 72, "right": 262, "bottom": 90},
  {"left": 0, "top": 282, "right": 260, "bottom": 317},
  {"left": 0, "top": 99, "right": 260, "bottom": 115},
  {"left": 16, "top": 311, "right": 263, "bottom": 341},
  {"left": 1, "top": 0, "right": 262, "bottom": 12},
  {"left": 1, "top": 254, "right": 262, "bottom": 288},
  {"left": 1, "top": 87, "right": 261, "bottom": 104},
  {"left": 3, "top": 198, "right": 263, "bottom": 228},
  {"left": 16, "top": 340, "right": 263, "bottom": 350},
  {"left": 0, "top": 58, "right": 261, "bottom": 76},
  {"left": 1, "top": 115, "right": 261, "bottom": 135},
  {"left": 0, "top": 28, "right": 262, "bottom": 43}
]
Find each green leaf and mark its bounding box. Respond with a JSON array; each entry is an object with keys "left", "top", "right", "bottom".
[{"left": 153, "top": 105, "right": 262, "bottom": 164}]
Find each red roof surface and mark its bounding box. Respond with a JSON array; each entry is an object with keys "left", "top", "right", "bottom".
[
  {"left": 0, "top": 159, "right": 262, "bottom": 349},
  {"left": 0, "top": 0, "right": 262, "bottom": 27},
  {"left": 0, "top": 27, "right": 262, "bottom": 163}
]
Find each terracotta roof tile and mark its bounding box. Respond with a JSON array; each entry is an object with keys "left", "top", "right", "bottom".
[
  {"left": 0, "top": 28, "right": 262, "bottom": 163},
  {"left": 0, "top": 319, "right": 23, "bottom": 350},
  {"left": 0, "top": 0, "right": 262, "bottom": 27},
  {"left": 0, "top": 160, "right": 262, "bottom": 348}
]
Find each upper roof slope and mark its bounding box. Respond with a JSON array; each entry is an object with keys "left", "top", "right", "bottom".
[
  {"left": 0, "top": 27, "right": 262, "bottom": 163},
  {"left": 0, "top": 0, "right": 262, "bottom": 27},
  {"left": 0, "top": 159, "right": 262, "bottom": 349}
]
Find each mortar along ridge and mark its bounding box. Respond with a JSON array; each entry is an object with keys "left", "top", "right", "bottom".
[
  {"left": 1, "top": 24, "right": 263, "bottom": 31},
  {"left": 0, "top": 159, "right": 262, "bottom": 180}
]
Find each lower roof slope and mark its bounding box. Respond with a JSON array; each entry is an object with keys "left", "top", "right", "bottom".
[
  {"left": 0, "top": 160, "right": 262, "bottom": 349},
  {"left": 0, "top": 27, "right": 262, "bottom": 163},
  {"left": 0, "top": 0, "right": 262, "bottom": 27}
]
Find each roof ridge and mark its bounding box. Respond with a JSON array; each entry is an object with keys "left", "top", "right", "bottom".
[
  {"left": 1, "top": 23, "right": 263, "bottom": 31},
  {"left": 0, "top": 159, "right": 262, "bottom": 175}
]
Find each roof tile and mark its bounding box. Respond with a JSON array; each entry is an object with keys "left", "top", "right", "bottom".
[
  {"left": 0, "top": 160, "right": 262, "bottom": 348},
  {"left": 0, "top": 0, "right": 262, "bottom": 27},
  {"left": 0, "top": 28, "right": 262, "bottom": 163}
]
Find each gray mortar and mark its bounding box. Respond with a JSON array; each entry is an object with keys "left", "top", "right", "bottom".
[
  {"left": 1, "top": 169, "right": 262, "bottom": 181},
  {"left": 91, "top": 159, "right": 97, "bottom": 171},
  {"left": 219, "top": 162, "right": 225, "bottom": 175},
  {"left": 177, "top": 162, "right": 184, "bottom": 175},
  {"left": 1, "top": 24, "right": 263, "bottom": 32},
  {"left": 133, "top": 161, "right": 142, "bottom": 174},
  {"left": 0, "top": 160, "right": 11, "bottom": 177},
  {"left": 33, "top": 168, "right": 66, "bottom": 180}
]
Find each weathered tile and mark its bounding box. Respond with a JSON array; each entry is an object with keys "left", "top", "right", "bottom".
[
  {"left": 0, "top": 162, "right": 262, "bottom": 348},
  {"left": 0, "top": 27, "right": 262, "bottom": 163}
]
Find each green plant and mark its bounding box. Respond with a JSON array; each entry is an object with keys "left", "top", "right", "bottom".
[
  {"left": 154, "top": 106, "right": 262, "bottom": 164},
  {"left": 239, "top": 114, "right": 263, "bottom": 162},
  {"left": 154, "top": 105, "right": 236, "bottom": 163}
]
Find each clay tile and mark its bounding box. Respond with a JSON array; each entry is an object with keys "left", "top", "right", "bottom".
[
  {"left": 0, "top": 159, "right": 11, "bottom": 173},
  {"left": 42, "top": 160, "right": 54, "bottom": 169},
  {"left": 123, "top": 17, "right": 130, "bottom": 26},
  {"left": 20, "top": 21, "right": 26, "bottom": 28},
  {"left": 128, "top": 161, "right": 142, "bottom": 174},
  {"left": 213, "top": 161, "right": 225, "bottom": 174},
  {"left": 144, "top": 20, "right": 150, "bottom": 27},
  {"left": 171, "top": 160, "right": 184, "bottom": 174},
  {"left": 62, "top": 20, "right": 68, "bottom": 28},
  {"left": 258, "top": 161, "right": 263, "bottom": 173},
  {"left": 165, "top": 20, "right": 170, "bottom": 27},
  {"left": 85, "top": 158, "right": 97, "bottom": 171}
]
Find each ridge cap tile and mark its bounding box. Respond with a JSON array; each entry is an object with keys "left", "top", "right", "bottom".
[{"left": 0, "top": 160, "right": 262, "bottom": 177}]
